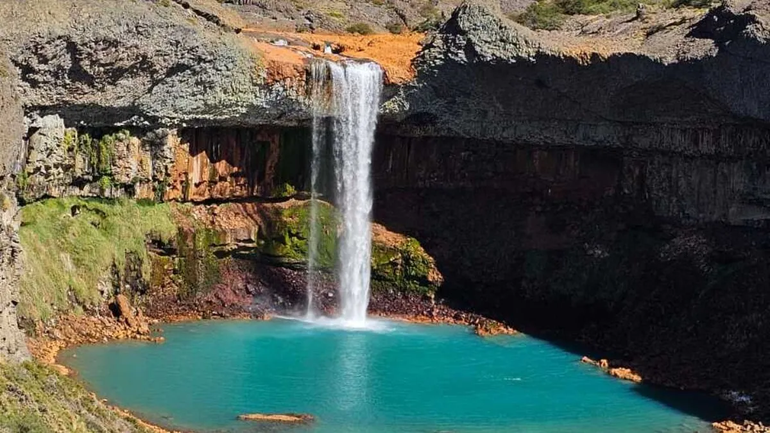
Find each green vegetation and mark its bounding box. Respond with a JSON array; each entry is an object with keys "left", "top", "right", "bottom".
[
  {"left": 61, "top": 129, "right": 76, "bottom": 152},
  {"left": 0, "top": 361, "right": 149, "bottom": 433},
  {"left": 346, "top": 22, "right": 375, "bottom": 35},
  {"left": 176, "top": 228, "right": 222, "bottom": 300},
  {"left": 260, "top": 201, "right": 339, "bottom": 267},
  {"left": 14, "top": 171, "right": 28, "bottom": 194},
  {"left": 510, "top": 2, "right": 566, "bottom": 30},
  {"left": 386, "top": 21, "right": 405, "bottom": 34},
  {"left": 19, "top": 198, "right": 176, "bottom": 321},
  {"left": 97, "top": 176, "right": 112, "bottom": 195},
  {"left": 418, "top": 2, "right": 441, "bottom": 19},
  {"left": 327, "top": 10, "right": 345, "bottom": 20},
  {"left": 372, "top": 237, "right": 439, "bottom": 294},
  {"left": 272, "top": 182, "right": 297, "bottom": 198},
  {"left": 154, "top": 177, "right": 169, "bottom": 203},
  {"left": 75, "top": 130, "right": 131, "bottom": 176},
  {"left": 257, "top": 201, "right": 439, "bottom": 293},
  {"left": 511, "top": 0, "right": 710, "bottom": 30}
]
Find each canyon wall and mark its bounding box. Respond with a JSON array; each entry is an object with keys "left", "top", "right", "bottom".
[{"left": 372, "top": 2, "right": 770, "bottom": 418}]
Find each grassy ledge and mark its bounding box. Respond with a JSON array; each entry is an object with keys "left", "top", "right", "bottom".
[{"left": 19, "top": 198, "right": 176, "bottom": 322}]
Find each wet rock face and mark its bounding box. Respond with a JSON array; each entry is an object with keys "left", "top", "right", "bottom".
[
  {"left": 167, "top": 127, "right": 311, "bottom": 202},
  {"left": 20, "top": 118, "right": 162, "bottom": 202}
]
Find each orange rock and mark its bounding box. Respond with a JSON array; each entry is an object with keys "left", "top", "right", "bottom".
[
  {"left": 608, "top": 367, "right": 643, "bottom": 383},
  {"left": 238, "top": 413, "right": 314, "bottom": 423},
  {"left": 114, "top": 294, "right": 138, "bottom": 329}
]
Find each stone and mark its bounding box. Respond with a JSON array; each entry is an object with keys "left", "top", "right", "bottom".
[
  {"left": 237, "top": 413, "right": 314, "bottom": 424},
  {"left": 608, "top": 367, "right": 643, "bottom": 383}
]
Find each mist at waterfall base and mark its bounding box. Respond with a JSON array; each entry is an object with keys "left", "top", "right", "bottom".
[
  {"left": 305, "top": 60, "right": 383, "bottom": 327},
  {"left": 62, "top": 320, "right": 724, "bottom": 433}
]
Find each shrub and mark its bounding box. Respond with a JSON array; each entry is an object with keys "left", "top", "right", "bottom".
[
  {"left": 272, "top": 182, "right": 297, "bottom": 198},
  {"left": 62, "top": 129, "right": 77, "bottom": 152},
  {"left": 346, "top": 22, "right": 375, "bottom": 35},
  {"left": 386, "top": 21, "right": 405, "bottom": 34},
  {"left": 512, "top": 0, "right": 660, "bottom": 30},
  {"left": 15, "top": 170, "right": 29, "bottom": 192},
  {"left": 418, "top": 2, "right": 441, "bottom": 19},
  {"left": 554, "top": 0, "right": 638, "bottom": 15},
  {"left": 97, "top": 176, "right": 112, "bottom": 196},
  {"left": 511, "top": 2, "right": 565, "bottom": 30},
  {"left": 327, "top": 10, "right": 345, "bottom": 19},
  {"left": 670, "top": 0, "right": 712, "bottom": 7}
]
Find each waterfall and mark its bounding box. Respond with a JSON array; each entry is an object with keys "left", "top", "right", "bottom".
[
  {"left": 305, "top": 61, "right": 327, "bottom": 319},
  {"left": 307, "top": 60, "right": 383, "bottom": 325}
]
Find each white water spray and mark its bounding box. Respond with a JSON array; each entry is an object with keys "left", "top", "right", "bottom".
[
  {"left": 306, "top": 60, "right": 383, "bottom": 326},
  {"left": 305, "top": 61, "right": 327, "bottom": 320}
]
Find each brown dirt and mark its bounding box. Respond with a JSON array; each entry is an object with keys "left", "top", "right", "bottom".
[{"left": 252, "top": 41, "right": 308, "bottom": 84}]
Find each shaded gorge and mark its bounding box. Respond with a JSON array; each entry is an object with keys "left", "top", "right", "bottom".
[{"left": 61, "top": 320, "right": 726, "bottom": 432}]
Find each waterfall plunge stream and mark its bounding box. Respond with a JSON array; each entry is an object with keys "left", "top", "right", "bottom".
[{"left": 307, "top": 60, "right": 383, "bottom": 326}]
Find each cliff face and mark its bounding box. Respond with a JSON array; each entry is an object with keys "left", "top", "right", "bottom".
[
  {"left": 0, "top": 0, "right": 309, "bottom": 128},
  {"left": 385, "top": 2, "right": 770, "bottom": 139},
  {"left": 371, "top": 2, "right": 770, "bottom": 418},
  {"left": 0, "top": 52, "right": 30, "bottom": 362}
]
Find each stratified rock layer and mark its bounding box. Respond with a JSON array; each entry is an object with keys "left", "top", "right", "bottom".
[{"left": 0, "top": 51, "right": 29, "bottom": 362}]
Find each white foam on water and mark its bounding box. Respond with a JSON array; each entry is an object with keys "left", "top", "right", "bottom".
[{"left": 277, "top": 314, "right": 395, "bottom": 333}]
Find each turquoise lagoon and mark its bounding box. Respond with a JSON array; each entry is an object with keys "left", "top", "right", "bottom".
[{"left": 62, "top": 319, "right": 724, "bottom": 432}]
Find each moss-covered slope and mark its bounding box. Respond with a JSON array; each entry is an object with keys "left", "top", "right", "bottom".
[{"left": 0, "top": 362, "right": 150, "bottom": 433}]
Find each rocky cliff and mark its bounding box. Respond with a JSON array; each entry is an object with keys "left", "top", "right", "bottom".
[
  {"left": 0, "top": 51, "right": 29, "bottom": 362},
  {"left": 0, "top": 0, "right": 309, "bottom": 128},
  {"left": 374, "top": 1, "right": 770, "bottom": 420}
]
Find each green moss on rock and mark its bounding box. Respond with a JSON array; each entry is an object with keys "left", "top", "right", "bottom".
[
  {"left": 371, "top": 236, "right": 441, "bottom": 295},
  {"left": 176, "top": 227, "right": 223, "bottom": 299},
  {"left": 259, "top": 200, "right": 338, "bottom": 268},
  {"left": 0, "top": 362, "right": 150, "bottom": 432}
]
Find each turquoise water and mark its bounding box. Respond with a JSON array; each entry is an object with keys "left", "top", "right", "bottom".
[{"left": 62, "top": 319, "right": 723, "bottom": 433}]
